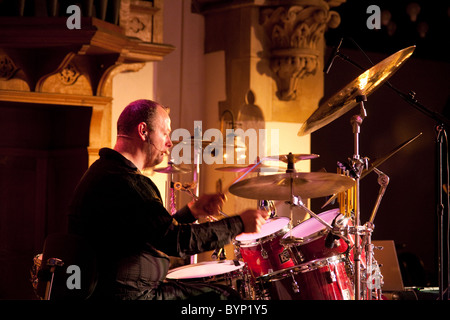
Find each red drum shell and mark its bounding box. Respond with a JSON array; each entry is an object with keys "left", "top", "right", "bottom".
[
  {"left": 257, "top": 255, "right": 354, "bottom": 300},
  {"left": 234, "top": 217, "right": 295, "bottom": 277}
]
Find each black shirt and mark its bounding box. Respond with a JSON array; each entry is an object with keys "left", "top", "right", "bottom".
[{"left": 68, "top": 148, "right": 244, "bottom": 298}]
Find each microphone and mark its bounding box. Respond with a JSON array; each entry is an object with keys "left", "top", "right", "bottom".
[
  {"left": 149, "top": 140, "right": 169, "bottom": 156},
  {"left": 324, "top": 37, "right": 343, "bottom": 74}
]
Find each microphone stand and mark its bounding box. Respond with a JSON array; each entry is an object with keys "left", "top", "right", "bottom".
[{"left": 333, "top": 47, "right": 450, "bottom": 300}]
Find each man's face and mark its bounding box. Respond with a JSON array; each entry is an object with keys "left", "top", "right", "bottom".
[{"left": 145, "top": 107, "right": 172, "bottom": 168}]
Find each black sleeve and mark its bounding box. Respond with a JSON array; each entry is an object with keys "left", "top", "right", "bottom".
[{"left": 172, "top": 205, "right": 196, "bottom": 224}]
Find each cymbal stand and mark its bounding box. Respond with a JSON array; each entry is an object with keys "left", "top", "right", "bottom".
[
  {"left": 350, "top": 94, "right": 369, "bottom": 300},
  {"left": 362, "top": 167, "right": 389, "bottom": 300},
  {"left": 284, "top": 154, "right": 334, "bottom": 231}
]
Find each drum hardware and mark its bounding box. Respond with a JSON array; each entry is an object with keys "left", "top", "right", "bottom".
[
  {"left": 154, "top": 161, "right": 192, "bottom": 215},
  {"left": 211, "top": 247, "right": 227, "bottom": 260},
  {"left": 298, "top": 46, "right": 415, "bottom": 300},
  {"left": 289, "top": 269, "right": 300, "bottom": 293},
  {"left": 321, "top": 132, "right": 421, "bottom": 210},
  {"left": 258, "top": 200, "right": 277, "bottom": 219},
  {"left": 368, "top": 168, "right": 389, "bottom": 225},
  {"left": 335, "top": 40, "right": 449, "bottom": 299}
]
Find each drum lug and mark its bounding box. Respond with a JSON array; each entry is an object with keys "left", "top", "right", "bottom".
[
  {"left": 260, "top": 245, "right": 269, "bottom": 259},
  {"left": 326, "top": 270, "right": 337, "bottom": 283},
  {"left": 290, "top": 270, "right": 300, "bottom": 293},
  {"left": 234, "top": 247, "right": 242, "bottom": 260}
]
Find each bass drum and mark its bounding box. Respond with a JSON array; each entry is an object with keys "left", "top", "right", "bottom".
[{"left": 257, "top": 255, "right": 354, "bottom": 300}]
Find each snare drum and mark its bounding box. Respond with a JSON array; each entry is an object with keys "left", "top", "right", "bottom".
[
  {"left": 234, "top": 217, "right": 295, "bottom": 277},
  {"left": 282, "top": 209, "right": 349, "bottom": 264},
  {"left": 167, "top": 260, "right": 245, "bottom": 285},
  {"left": 257, "top": 255, "right": 354, "bottom": 300}
]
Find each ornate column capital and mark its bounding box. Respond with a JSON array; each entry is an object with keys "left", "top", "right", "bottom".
[{"left": 260, "top": 0, "right": 344, "bottom": 100}]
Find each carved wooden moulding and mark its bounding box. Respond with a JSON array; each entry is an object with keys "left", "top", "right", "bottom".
[{"left": 261, "top": 1, "right": 342, "bottom": 101}]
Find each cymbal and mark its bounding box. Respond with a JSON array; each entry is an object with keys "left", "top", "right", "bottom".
[
  {"left": 153, "top": 163, "right": 191, "bottom": 174},
  {"left": 298, "top": 46, "right": 416, "bottom": 136},
  {"left": 229, "top": 172, "right": 355, "bottom": 200},
  {"left": 215, "top": 164, "right": 283, "bottom": 173},
  {"left": 266, "top": 153, "right": 320, "bottom": 163},
  {"left": 172, "top": 139, "right": 245, "bottom": 150}
]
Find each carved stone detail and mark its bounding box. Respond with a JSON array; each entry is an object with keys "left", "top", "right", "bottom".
[
  {"left": 0, "top": 54, "right": 19, "bottom": 80},
  {"left": 59, "top": 63, "right": 81, "bottom": 86},
  {"left": 261, "top": 1, "right": 342, "bottom": 101},
  {"left": 120, "top": 0, "right": 161, "bottom": 43}
]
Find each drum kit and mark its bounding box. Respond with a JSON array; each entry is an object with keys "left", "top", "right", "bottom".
[{"left": 163, "top": 46, "right": 420, "bottom": 300}]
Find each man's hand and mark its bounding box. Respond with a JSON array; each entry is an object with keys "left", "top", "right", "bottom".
[
  {"left": 239, "top": 209, "right": 269, "bottom": 233},
  {"left": 188, "top": 193, "right": 226, "bottom": 219}
]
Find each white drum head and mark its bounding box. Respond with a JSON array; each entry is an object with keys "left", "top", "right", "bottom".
[
  {"left": 235, "top": 217, "right": 290, "bottom": 242},
  {"left": 166, "top": 260, "right": 244, "bottom": 280},
  {"left": 284, "top": 209, "right": 341, "bottom": 239}
]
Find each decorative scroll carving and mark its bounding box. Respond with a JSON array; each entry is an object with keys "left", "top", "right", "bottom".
[
  {"left": 59, "top": 63, "right": 81, "bottom": 86},
  {"left": 261, "top": 1, "right": 342, "bottom": 101},
  {"left": 0, "top": 54, "right": 19, "bottom": 80}
]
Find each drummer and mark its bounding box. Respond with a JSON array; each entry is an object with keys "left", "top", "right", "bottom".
[{"left": 68, "top": 99, "right": 268, "bottom": 300}]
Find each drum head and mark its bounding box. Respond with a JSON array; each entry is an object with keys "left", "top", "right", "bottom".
[
  {"left": 166, "top": 260, "right": 244, "bottom": 280},
  {"left": 235, "top": 217, "right": 290, "bottom": 242},
  {"left": 283, "top": 209, "right": 341, "bottom": 240}
]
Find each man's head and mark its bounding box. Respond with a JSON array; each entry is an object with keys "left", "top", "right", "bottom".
[{"left": 116, "top": 99, "right": 172, "bottom": 169}]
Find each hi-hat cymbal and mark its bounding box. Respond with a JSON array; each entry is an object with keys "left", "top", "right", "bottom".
[
  {"left": 153, "top": 163, "right": 191, "bottom": 174},
  {"left": 228, "top": 172, "right": 355, "bottom": 200},
  {"left": 172, "top": 139, "right": 245, "bottom": 150},
  {"left": 215, "top": 164, "right": 283, "bottom": 173},
  {"left": 266, "top": 153, "right": 320, "bottom": 163},
  {"left": 298, "top": 46, "right": 416, "bottom": 136}
]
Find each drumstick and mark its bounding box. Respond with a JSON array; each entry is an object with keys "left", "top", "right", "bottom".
[{"left": 174, "top": 182, "right": 231, "bottom": 218}]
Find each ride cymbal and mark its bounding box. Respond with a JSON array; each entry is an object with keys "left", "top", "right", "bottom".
[{"left": 229, "top": 172, "right": 355, "bottom": 200}]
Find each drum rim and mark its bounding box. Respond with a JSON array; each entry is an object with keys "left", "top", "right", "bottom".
[{"left": 281, "top": 211, "right": 349, "bottom": 246}]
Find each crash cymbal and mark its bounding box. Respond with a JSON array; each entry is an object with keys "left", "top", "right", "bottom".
[
  {"left": 298, "top": 46, "right": 416, "bottom": 136},
  {"left": 215, "top": 164, "right": 283, "bottom": 173},
  {"left": 153, "top": 162, "right": 191, "bottom": 174},
  {"left": 266, "top": 153, "right": 320, "bottom": 163},
  {"left": 229, "top": 172, "right": 355, "bottom": 200}
]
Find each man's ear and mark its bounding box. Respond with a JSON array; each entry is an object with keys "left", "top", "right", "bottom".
[{"left": 137, "top": 122, "right": 148, "bottom": 141}]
